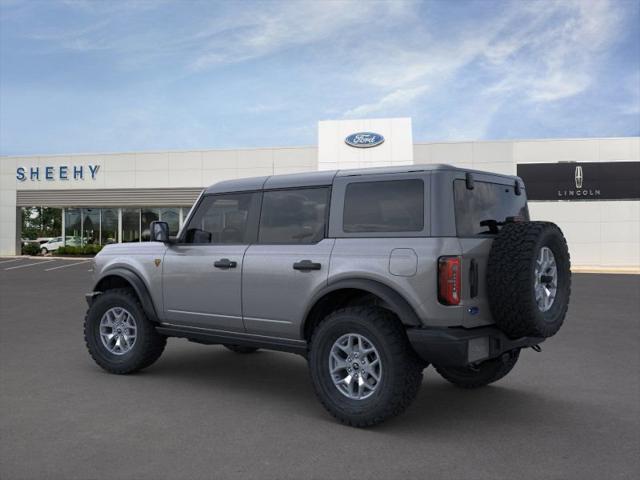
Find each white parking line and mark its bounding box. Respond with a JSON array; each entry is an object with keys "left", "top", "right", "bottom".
[
  {"left": 0, "top": 258, "right": 24, "bottom": 265},
  {"left": 5, "top": 260, "right": 56, "bottom": 270},
  {"left": 45, "top": 260, "right": 89, "bottom": 271}
]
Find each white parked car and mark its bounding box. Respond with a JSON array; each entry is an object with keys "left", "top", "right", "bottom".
[
  {"left": 40, "top": 237, "right": 64, "bottom": 254},
  {"left": 40, "top": 236, "right": 81, "bottom": 254}
]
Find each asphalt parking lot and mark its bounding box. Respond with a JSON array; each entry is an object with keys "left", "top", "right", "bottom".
[{"left": 0, "top": 258, "right": 638, "bottom": 480}]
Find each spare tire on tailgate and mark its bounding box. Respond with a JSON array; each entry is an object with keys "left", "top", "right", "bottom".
[{"left": 487, "top": 221, "right": 571, "bottom": 339}]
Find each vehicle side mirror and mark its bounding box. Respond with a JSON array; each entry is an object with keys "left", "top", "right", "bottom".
[{"left": 150, "top": 221, "right": 170, "bottom": 243}]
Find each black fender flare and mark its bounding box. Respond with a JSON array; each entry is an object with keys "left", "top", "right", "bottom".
[
  {"left": 92, "top": 267, "right": 159, "bottom": 323},
  {"left": 302, "top": 278, "right": 422, "bottom": 337}
]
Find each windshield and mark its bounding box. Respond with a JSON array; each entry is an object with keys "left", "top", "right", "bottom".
[{"left": 454, "top": 179, "right": 529, "bottom": 236}]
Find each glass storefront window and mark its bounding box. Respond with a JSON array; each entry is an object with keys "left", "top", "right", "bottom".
[
  {"left": 141, "top": 208, "right": 160, "bottom": 241},
  {"left": 101, "top": 209, "right": 118, "bottom": 244},
  {"left": 59, "top": 206, "right": 188, "bottom": 244},
  {"left": 82, "top": 208, "right": 100, "bottom": 245},
  {"left": 160, "top": 208, "right": 180, "bottom": 237},
  {"left": 64, "top": 208, "right": 82, "bottom": 246},
  {"left": 21, "top": 207, "right": 62, "bottom": 241},
  {"left": 122, "top": 208, "right": 140, "bottom": 243}
]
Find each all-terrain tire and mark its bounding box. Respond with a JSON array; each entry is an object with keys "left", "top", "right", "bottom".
[
  {"left": 223, "top": 344, "right": 259, "bottom": 354},
  {"left": 487, "top": 221, "right": 571, "bottom": 339},
  {"left": 84, "top": 288, "right": 167, "bottom": 374},
  {"left": 435, "top": 349, "right": 520, "bottom": 389},
  {"left": 309, "top": 307, "right": 423, "bottom": 427}
]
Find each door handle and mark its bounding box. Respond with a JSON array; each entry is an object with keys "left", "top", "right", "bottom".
[
  {"left": 214, "top": 258, "right": 237, "bottom": 269},
  {"left": 293, "top": 260, "right": 321, "bottom": 271}
]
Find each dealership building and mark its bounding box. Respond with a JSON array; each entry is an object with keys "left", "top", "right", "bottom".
[{"left": 1, "top": 118, "right": 638, "bottom": 269}]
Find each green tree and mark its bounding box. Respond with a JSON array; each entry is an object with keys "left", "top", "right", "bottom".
[{"left": 21, "top": 207, "right": 62, "bottom": 239}]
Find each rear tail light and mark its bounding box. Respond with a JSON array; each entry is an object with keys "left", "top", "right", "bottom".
[{"left": 438, "top": 256, "right": 461, "bottom": 305}]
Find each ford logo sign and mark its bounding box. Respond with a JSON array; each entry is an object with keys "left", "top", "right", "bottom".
[{"left": 345, "top": 132, "right": 385, "bottom": 148}]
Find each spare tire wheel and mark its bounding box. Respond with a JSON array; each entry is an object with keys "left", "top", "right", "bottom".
[{"left": 487, "top": 221, "right": 571, "bottom": 339}]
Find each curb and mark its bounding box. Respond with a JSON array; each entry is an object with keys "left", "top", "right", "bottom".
[{"left": 572, "top": 267, "right": 640, "bottom": 275}]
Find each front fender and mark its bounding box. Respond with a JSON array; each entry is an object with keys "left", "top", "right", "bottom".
[{"left": 92, "top": 267, "right": 159, "bottom": 323}]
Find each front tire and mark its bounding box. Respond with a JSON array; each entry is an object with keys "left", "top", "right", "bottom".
[
  {"left": 84, "top": 288, "right": 166, "bottom": 374},
  {"left": 40, "top": 248, "right": 48, "bottom": 255},
  {"left": 435, "top": 349, "right": 520, "bottom": 389},
  {"left": 309, "top": 307, "right": 423, "bottom": 427}
]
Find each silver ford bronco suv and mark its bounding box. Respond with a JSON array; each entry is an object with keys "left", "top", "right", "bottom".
[{"left": 84, "top": 165, "right": 571, "bottom": 427}]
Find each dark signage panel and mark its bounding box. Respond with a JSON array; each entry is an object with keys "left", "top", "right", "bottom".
[{"left": 517, "top": 162, "right": 640, "bottom": 201}]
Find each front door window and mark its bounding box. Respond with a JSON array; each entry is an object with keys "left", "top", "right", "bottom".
[{"left": 162, "top": 192, "right": 260, "bottom": 331}]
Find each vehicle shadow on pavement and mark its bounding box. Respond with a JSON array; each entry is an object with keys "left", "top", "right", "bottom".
[
  {"left": 375, "top": 376, "right": 633, "bottom": 442},
  {"left": 130, "top": 342, "right": 606, "bottom": 433},
  {"left": 386, "top": 380, "right": 568, "bottom": 434},
  {"left": 133, "top": 343, "right": 322, "bottom": 411}
]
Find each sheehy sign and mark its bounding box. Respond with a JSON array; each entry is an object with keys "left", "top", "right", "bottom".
[
  {"left": 16, "top": 164, "right": 100, "bottom": 182},
  {"left": 517, "top": 161, "right": 640, "bottom": 201}
]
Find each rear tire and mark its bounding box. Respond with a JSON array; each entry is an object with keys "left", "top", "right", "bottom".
[
  {"left": 435, "top": 349, "right": 520, "bottom": 389},
  {"left": 309, "top": 307, "right": 423, "bottom": 427},
  {"left": 223, "top": 344, "right": 259, "bottom": 354},
  {"left": 84, "top": 288, "right": 166, "bottom": 374}
]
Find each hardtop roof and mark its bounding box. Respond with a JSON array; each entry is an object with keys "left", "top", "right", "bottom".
[{"left": 204, "top": 163, "right": 519, "bottom": 194}]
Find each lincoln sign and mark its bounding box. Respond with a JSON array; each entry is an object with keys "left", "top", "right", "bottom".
[{"left": 517, "top": 161, "right": 640, "bottom": 201}]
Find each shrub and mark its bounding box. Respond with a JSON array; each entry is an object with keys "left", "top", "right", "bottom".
[
  {"left": 56, "top": 244, "right": 103, "bottom": 256},
  {"left": 22, "top": 243, "right": 41, "bottom": 256},
  {"left": 83, "top": 244, "right": 103, "bottom": 255}
]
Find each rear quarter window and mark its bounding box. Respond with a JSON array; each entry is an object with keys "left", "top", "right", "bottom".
[
  {"left": 454, "top": 179, "right": 529, "bottom": 236},
  {"left": 343, "top": 179, "right": 424, "bottom": 233}
]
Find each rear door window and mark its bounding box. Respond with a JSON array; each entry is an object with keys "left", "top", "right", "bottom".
[
  {"left": 343, "top": 179, "right": 424, "bottom": 233},
  {"left": 454, "top": 180, "right": 529, "bottom": 236},
  {"left": 258, "top": 188, "right": 329, "bottom": 244}
]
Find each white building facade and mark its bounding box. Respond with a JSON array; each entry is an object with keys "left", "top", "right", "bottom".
[{"left": 1, "top": 118, "right": 638, "bottom": 269}]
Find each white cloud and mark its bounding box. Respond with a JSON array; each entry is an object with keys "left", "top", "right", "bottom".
[
  {"left": 619, "top": 71, "right": 640, "bottom": 116},
  {"left": 341, "top": 0, "right": 625, "bottom": 135},
  {"left": 344, "top": 85, "right": 429, "bottom": 117},
  {"left": 189, "top": 1, "right": 414, "bottom": 71},
  {"left": 2, "top": 0, "right": 635, "bottom": 151},
  {"left": 16, "top": 0, "right": 416, "bottom": 73},
  {"left": 483, "top": 0, "right": 622, "bottom": 103},
  {"left": 244, "top": 102, "right": 286, "bottom": 114}
]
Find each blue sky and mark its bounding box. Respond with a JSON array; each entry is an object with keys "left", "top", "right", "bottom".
[{"left": 1, "top": 0, "right": 639, "bottom": 155}]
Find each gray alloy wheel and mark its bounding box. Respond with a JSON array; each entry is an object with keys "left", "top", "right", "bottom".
[
  {"left": 85, "top": 288, "right": 167, "bottom": 374},
  {"left": 329, "top": 333, "right": 382, "bottom": 400},
  {"left": 534, "top": 246, "right": 558, "bottom": 312},
  {"left": 309, "top": 306, "right": 423, "bottom": 427},
  {"left": 99, "top": 307, "right": 137, "bottom": 355}
]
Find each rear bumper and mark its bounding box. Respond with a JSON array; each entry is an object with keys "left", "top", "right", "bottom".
[{"left": 406, "top": 326, "right": 544, "bottom": 367}]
